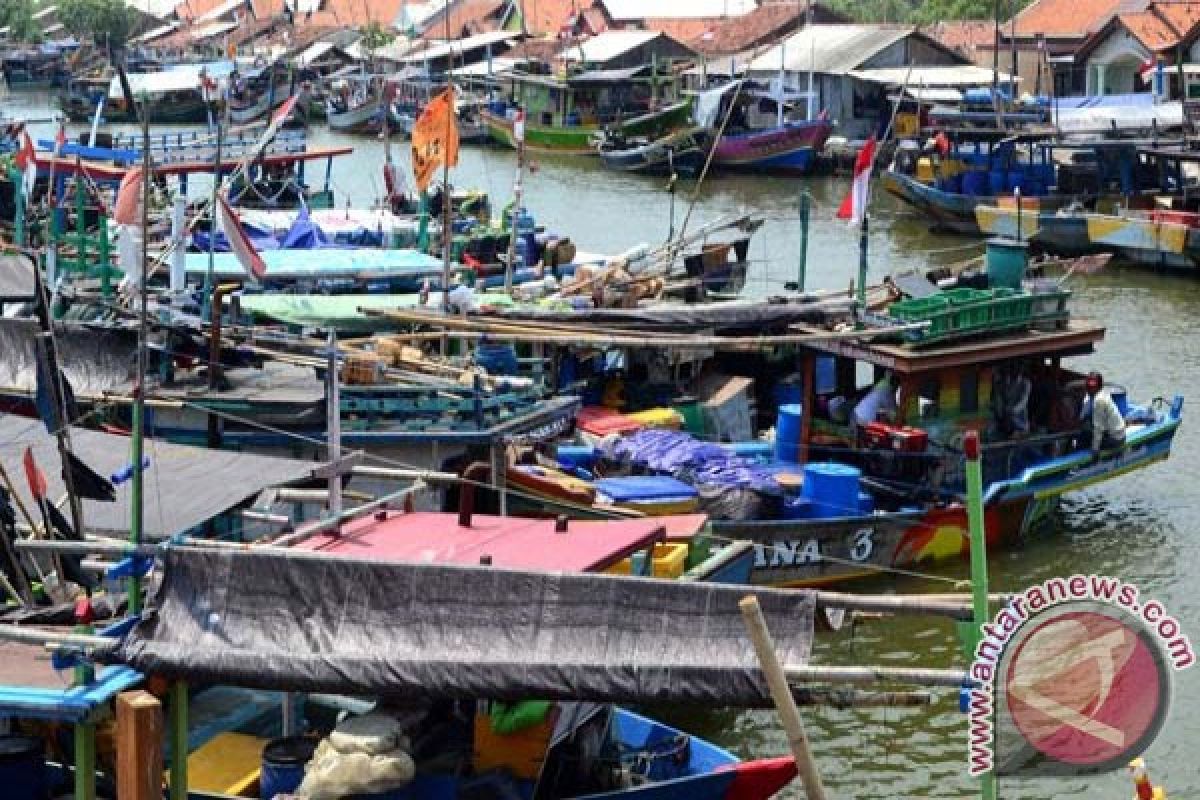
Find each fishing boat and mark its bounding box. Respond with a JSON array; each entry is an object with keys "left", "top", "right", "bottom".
[
  {"left": 326, "top": 73, "right": 401, "bottom": 135},
  {"left": 595, "top": 125, "right": 712, "bottom": 176},
  {"left": 1, "top": 48, "right": 70, "bottom": 89},
  {"left": 386, "top": 243, "right": 1182, "bottom": 588},
  {"left": 226, "top": 62, "right": 299, "bottom": 126},
  {"left": 58, "top": 68, "right": 215, "bottom": 125},
  {"left": 483, "top": 68, "right": 693, "bottom": 155},
  {"left": 691, "top": 80, "right": 832, "bottom": 173}
]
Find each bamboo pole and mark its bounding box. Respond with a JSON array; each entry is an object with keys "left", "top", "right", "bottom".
[
  {"left": 116, "top": 691, "right": 164, "bottom": 800},
  {"left": 740, "top": 595, "right": 827, "bottom": 800},
  {"left": 785, "top": 664, "right": 972, "bottom": 688}
]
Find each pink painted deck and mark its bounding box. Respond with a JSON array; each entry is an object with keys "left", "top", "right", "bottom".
[{"left": 297, "top": 511, "right": 706, "bottom": 573}]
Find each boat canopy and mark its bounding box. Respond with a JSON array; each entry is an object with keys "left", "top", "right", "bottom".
[
  {"left": 297, "top": 511, "right": 706, "bottom": 572},
  {"left": 0, "top": 414, "right": 318, "bottom": 539},
  {"left": 110, "top": 546, "right": 817, "bottom": 705}
]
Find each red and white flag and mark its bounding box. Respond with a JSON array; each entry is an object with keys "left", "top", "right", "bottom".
[
  {"left": 113, "top": 167, "right": 143, "bottom": 226},
  {"left": 13, "top": 129, "right": 37, "bottom": 199},
  {"left": 513, "top": 108, "right": 525, "bottom": 144},
  {"left": 269, "top": 94, "right": 299, "bottom": 131},
  {"left": 836, "top": 135, "right": 877, "bottom": 225},
  {"left": 216, "top": 193, "right": 266, "bottom": 281}
]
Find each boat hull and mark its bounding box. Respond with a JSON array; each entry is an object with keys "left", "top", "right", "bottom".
[
  {"left": 1084, "top": 212, "right": 1200, "bottom": 269},
  {"left": 598, "top": 129, "right": 710, "bottom": 176},
  {"left": 483, "top": 102, "right": 693, "bottom": 156},
  {"left": 59, "top": 96, "right": 212, "bottom": 125},
  {"left": 882, "top": 170, "right": 988, "bottom": 234},
  {"left": 710, "top": 120, "right": 832, "bottom": 173},
  {"left": 722, "top": 405, "right": 1181, "bottom": 587},
  {"left": 975, "top": 205, "right": 1096, "bottom": 255}
]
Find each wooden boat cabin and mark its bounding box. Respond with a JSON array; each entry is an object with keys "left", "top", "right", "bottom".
[{"left": 484, "top": 65, "right": 691, "bottom": 154}]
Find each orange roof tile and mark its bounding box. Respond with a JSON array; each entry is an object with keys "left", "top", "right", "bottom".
[
  {"left": 1010, "top": 0, "right": 1127, "bottom": 38},
  {"left": 422, "top": 0, "right": 507, "bottom": 38},
  {"left": 925, "top": 20, "right": 994, "bottom": 55}
]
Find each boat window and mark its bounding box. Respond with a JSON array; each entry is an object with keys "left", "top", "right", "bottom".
[{"left": 960, "top": 370, "right": 979, "bottom": 413}]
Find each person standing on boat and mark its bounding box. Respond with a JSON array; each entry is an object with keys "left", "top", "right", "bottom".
[
  {"left": 853, "top": 373, "right": 899, "bottom": 432},
  {"left": 1081, "top": 372, "right": 1125, "bottom": 458}
]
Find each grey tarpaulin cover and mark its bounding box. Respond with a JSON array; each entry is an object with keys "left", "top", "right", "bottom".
[{"left": 113, "top": 547, "right": 817, "bottom": 707}]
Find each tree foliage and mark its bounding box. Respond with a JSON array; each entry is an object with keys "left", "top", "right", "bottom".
[
  {"left": 360, "top": 21, "right": 396, "bottom": 54},
  {"left": 58, "top": 0, "right": 137, "bottom": 49},
  {"left": 0, "top": 0, "right": 40, "bottom": 43},
  {"left": 826, "top": 0, "right": 1029, "bottom": 25}
]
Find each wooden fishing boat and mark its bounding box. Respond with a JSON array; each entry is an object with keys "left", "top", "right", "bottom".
[
  {"left": 710, "top": 118, "right": 832, "bottom": 172},
  {"left": 227, "top": 64, "right": 297, "bottom": 126},
  {"left": 483, "top": 69, "right": 693, "bottom": 155},
  {"left": 1, "top": 49, "right": 69, "bottom": 89},
  {"left": 974, "top": 201, "right": 1097, "bottom": 255},
  {"left": 596, "top": 126, "right": 712, "bottom": 176},
  {"left": 58, "top": 69, "right": 213, "bottom": 125},
  {"left": 325, "top": 74, "right": 401, "bottom": 135},
  {"left": 691, "top": 81, "right": 832, "bottom": 173}
]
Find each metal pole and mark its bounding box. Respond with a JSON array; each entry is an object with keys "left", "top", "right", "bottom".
[
  {"left": 205, "top": 120, "right": 223, "bottom": 321},
  {"left": 130, "top": 98, "right": 151, "bottom": 616},
  {"left": 326, "top": 331, "right": 342, "bottom": 520},
  {"left": 856, "top": 213, "right": 869, "bottom": 310},
  {"left": 168, "top": 681, "right": 188, "bottom": 800},
  {"left": 504, "top": 111, "right": 525, "bottom": 295},
  {"left": 964, "top": 430, "right": 997, "bottom": 800},
  {"left": 797, "top": 190, "right": 810, "bottom": 291}
]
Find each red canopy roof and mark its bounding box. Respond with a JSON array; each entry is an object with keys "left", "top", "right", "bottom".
[{"left": 297, "top": 511, "right": 707, "bottom": 573}]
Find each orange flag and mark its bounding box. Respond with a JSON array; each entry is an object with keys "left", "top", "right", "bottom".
[{"left": 410, "top": 88, "right": 459, "bottom": 194}]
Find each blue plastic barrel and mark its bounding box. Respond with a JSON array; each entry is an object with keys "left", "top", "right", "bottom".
[
  {"left": 962, "top": 170, "right": 987, "bottom": 196},
  {"left": 775, "top": 403, "right": 803, "bottom": 463},
  {"left": 476, "top": 341, "right": 519, "bottom": 375},
  {"left": 801, "top": 462, "right": 862, "bottom": 519},
  {"left": 1006, "top": 170, "right": 1025, "bottom": 193},
  {"left": 988, "top": 170, "right": 1006, "bottom": 195},
  {"left": 858, "top": 491, "right": 874, "bottom": 514},
  {"left": 261, "top": 736, "right": 317, "bottom": 800},
  {"left": 815, "top": 356, "right": 836, "bottom": 394},
  {"left": 774, "top": 380, "right": 802, "bottom": 408},
  {"left": 0, "top": 735, "right": 46, "bottom": 800},
  {"left": 782, "top": 496, "right": 812, "bottom": 520}
]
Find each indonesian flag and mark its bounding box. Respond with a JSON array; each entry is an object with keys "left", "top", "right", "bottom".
[
  {"left": 1139, "top": 58, "right": 1157, "bottom": 83},
  {"left": 13, "top": 129, "right": 37, "bottom": 199},
  {"left": 513, "top": 108, "right": 525, "bottom": 144},
  {"left": 113, "top": 167, "right": 143, "bottom": 226},
  {"left": 837, "top": 135, "right": 877, "bottom": 225},
  {"left": 271, "top": 93, "right": 299, "bottom": 128},
  {"left": 216, "top": 193, "right": 266, "bottom": 281},
  {"left": 54, "top": 123, "right": 66, "bottom": 154}
]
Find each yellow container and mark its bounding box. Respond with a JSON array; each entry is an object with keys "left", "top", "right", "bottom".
[
  {"left": 916, "top": 157, "right": 935, "bottom": 183},
  {"left": 183, "top": 732, "right": 266, "bottom": 797},
  {"left": 627, "top": 408, "right": 683, "bottom": 429},
  {"left": 605, "top": 542, "right": 690, "bottom": 579}
]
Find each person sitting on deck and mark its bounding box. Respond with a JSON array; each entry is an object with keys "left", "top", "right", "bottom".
[
  {"left": 993, "top": 362, "right": 1031, "bottom": 438},
  {"left": 1081, "top": 371, "right": 1125, "bottom": 457},
  {"left": 852, "top": 373, "right": 899, "bottom": 432}
]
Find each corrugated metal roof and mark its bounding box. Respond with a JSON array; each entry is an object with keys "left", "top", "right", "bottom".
[
  {"left": 398, "top": 30, "right": 516, "bottom": 63},
  {"left": 600, "top": 0, "right": 757, "bottom": 21},
  {"left": 295, "top": 40, "right": 335, "bottom": 67},
  {"left": 747, "top": 24, "right": 915, "bottom": 75},
  {"left": 851, "top": 65, "right": 1014, "bottom": 87},
  {"left": 559, "top": 30, "right": 662, "bottom": 62}
]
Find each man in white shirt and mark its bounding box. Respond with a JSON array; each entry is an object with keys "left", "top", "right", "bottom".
[
  {"left": 1081, "top": 372, "right": 1125, "bottom": 457},
  {"left": 853, "top": 373, "right": 899, "bottom": 431}
]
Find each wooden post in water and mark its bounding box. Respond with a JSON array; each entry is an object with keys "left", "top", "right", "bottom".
[
  {"left": 964, "top": 431, "right": 997, "bottom": 800},
  {"left": 739, "top": 595, "right": 827, "bottom": 800},
  {"left": 117, "top": 691, "right": 164, "bottom": 800}
]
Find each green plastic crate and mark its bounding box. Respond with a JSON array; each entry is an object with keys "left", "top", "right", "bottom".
[
  {"left": 890, "top": 296, "right": 955, "bottom": 336},
  {"left": 942, "top": 288, "right": 992, "bottom": 306}
]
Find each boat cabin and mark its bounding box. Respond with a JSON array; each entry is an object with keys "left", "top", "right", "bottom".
[{"left": 504, "top": 66, "right": 679, "bottom": 130}]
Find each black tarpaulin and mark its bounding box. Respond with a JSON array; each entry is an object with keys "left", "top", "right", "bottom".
[
  {"left": 113, "top": 547, "right": 817, "bottom": 707},
  {"left": 486, "top": 297, "right": 856, "bottom": 331}
]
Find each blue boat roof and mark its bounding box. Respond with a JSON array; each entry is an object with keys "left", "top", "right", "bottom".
[
  {"left": 183, "top": 247, "right": 443, "bottom": 279},
  {"left": 1052, "top": 92, "right": 1157, "bottom": 110}
]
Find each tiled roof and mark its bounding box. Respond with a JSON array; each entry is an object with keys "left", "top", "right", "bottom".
[
  {"left": 515, "top": 0, "right": 590, "bottom": 35},
  {"left": 1118, "top": 1, "right": 1200, "bottom": 50},
  {"left": 421, "top": 0, "right": 507, "bottom": 38},
  {"left": 1009, "top": 0, "right": 1128, "bottom": 38},
  {"left": 674, "top": 1, "right": 832, "bottom": 55},
  {"left": 925, "top": 20, "right": 994, "bottom": 55}
]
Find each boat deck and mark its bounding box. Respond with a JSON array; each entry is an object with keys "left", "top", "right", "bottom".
[{"left": 791, "top": 318, "right": 1106, "bottom": 373}]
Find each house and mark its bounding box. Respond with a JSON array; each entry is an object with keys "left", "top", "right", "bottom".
[
  {"left": 558, "top": 30, "right": 695, "bottom": 70},
  {"left": 745, "top": 24, "right": 982, "bottom": 138},
  {"left": 988, "top": 0, "right": 1129, "bottom": 96},
  {"left": 1076, "top": 1, "right": 1200, "bottom": 96},
  {"left": 925, "top": 20, "right": 995, "bottom": 62}
]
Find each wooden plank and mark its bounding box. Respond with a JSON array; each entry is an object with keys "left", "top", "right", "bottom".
[{"left": 117, "top": 690, "right": 164, "bottom": 800}]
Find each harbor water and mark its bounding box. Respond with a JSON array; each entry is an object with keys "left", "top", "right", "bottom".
[{"left": 9, "top": 93, "right": 1200, "bottom": 797}]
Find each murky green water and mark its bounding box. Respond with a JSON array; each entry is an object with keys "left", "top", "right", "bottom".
[{"left": 9, "top": 90, "right": 1199, "bottom": 798}]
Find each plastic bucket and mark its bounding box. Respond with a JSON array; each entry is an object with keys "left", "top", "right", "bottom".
[
  {"left": 985, "top": 237, "right": 1029, "bottom": 289},
  {"left": 801, "top": 463, "right": 861, "bottom": 519},
  {"left": 0, "top": 735, "right": 45, "bottom": 800},
  {"left": 261, "top": 736, "right": 318, "bottom": 800},
  {"left": 775, "top": 403, "right": 803, "bottom": 464}
]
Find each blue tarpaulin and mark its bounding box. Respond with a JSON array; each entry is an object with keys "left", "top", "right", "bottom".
[{"left": 183, "top": 248, "right": 443, "bottom": 279}]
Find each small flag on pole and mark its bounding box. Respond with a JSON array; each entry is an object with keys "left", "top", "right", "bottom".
[
  {"left": 22, "top": 447, "right": 47, "bottom": 501},
  {"left": 513, "top": 108, "right": 525, "bottom": 144},
  {"left": 217, "top": 193, "right": 267, "bottom": 281},
  {"left": 113, "top": 166, "right": 143, "bottom": 226},
  {"left": 13, "top": 129, "right": 37, "bottom": 200},
  {"left": 836, "top": 135, "right": 877, "bottom": 226}
]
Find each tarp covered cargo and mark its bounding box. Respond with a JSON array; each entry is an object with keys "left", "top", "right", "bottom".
[
  {"left": 486, "top": 297, "right": 856, "bottom": 331},
  {"left": 112, "top": 547, "right": 816, "bottom": 706},
  {"left": 0, "top": 319, "right": 138, "bottom": 397}
]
